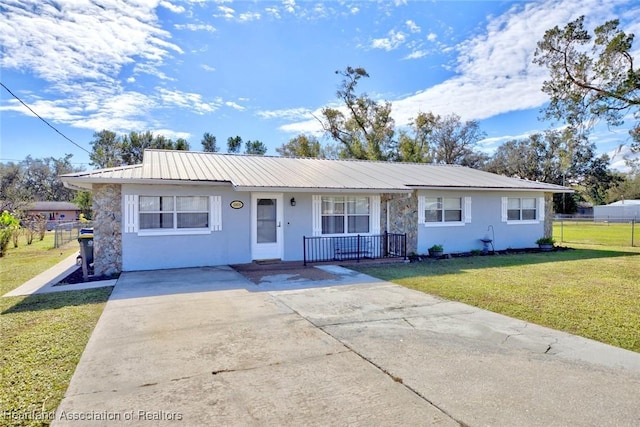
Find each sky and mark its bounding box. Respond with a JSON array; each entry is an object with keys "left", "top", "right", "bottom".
[{"left": 0, "top": 0, "right": 638, "bottom": 171}]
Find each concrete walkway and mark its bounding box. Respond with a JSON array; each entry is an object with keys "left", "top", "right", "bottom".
[
  {"left": 3, "top": 253, "right": 117, "bottom": 297},
  {"left": 53, "top": 266, "right": 640, "bottom": 426}
]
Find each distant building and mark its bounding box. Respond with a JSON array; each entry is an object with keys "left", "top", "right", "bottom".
[
  {"left": 593, "top": 200, "right": 640, "bottom": 222},
  {"left": 24, "top": 201, "right": 81, "bottom": 229}
]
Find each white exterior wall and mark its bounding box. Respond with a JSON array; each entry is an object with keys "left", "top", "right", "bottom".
[
  {"left": 416, "top": 190, "right": 547, "bottom": 254},
  {"left": 121, "top": 184, "right": 252, "bottom": 271},
  {"left": 594, "top": 205, "right": 640, "bottom": 222}
]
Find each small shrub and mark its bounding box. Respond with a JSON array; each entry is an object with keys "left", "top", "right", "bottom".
[
  {"left": 0, "top": 210, "right": 20, "bottom": 257},
  {"left": 535, "top": 236, "right": 555, "bottom": 245}
]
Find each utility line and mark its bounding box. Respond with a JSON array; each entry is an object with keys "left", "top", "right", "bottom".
[{"left": 0, "top": 81, "right": 91, "bottom": 154}]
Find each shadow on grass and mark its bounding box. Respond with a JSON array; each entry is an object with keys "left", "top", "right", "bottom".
[
  {"left": 352, "top": 247, "right": 640, "bottom": 280},
  {"left": 2, "top": 286, "right": 113, "bottom": 314}
]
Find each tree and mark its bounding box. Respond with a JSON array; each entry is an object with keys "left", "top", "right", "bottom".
[
  {"left": 227, "top": 136, "right": 242, "bottom": 154},
  {"left": 0, "top": 162, "right": 32, "bottom": 212},
  {"left": 91, "top": 130, "right": 191, "bottom": 167},
  {"left": 430, "top": 114, "right": 487, "bottom": 167},
  {"left": 73, "top": 191, "right": 93, "bottom": 219},
  {"left": 201, "top": 132, "right": 218, "bottom": 152},
  {"left": 90, "top": 130, "right": 121, "bottom": 168},
  {"left": 607, "top": 172, "right": 640, "bottom": 202},
  {"left": 244, "top": 140, "right": 267, "bottom": 155},
  {"left": 485, "top": 129, "right": 619, "bottom": 212},
  {"left": 396, "top": 112, "right": 437, "bottom": 163},
  {"left": 120, "top": 131, "right": 154, "bottom": 165},
  {"left": 174, "top": 138, "right": 190, "bottom": 151},
  {"left": 276, "top": 135, "right": 324, "bottom": 158},
  {"left": 319, "top": 66, "right": 395, "bottom": 160},
  {"left": 534, "top": 16, "right": 640, "bottom": 151}
]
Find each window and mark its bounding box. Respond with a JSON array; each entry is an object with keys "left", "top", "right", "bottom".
[
  {"left": 139, "top": 196, "right": 209, "bottom": 230},
  {"left": 321, "top": 196, "right": 370, "bottom": 234},
  {"left": 507, "top": 197, "right": 537, "bottom": 221},
  {"left": 424, "top": 197, "right": 462, "bottom": 223}
]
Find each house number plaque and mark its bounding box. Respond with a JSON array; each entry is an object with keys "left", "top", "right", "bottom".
[{"left": 230, "top": 200, "right": 244, "bottom": 209}]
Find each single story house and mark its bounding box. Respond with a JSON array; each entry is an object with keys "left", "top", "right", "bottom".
[
  {"left": 61, "top": 150, "right": 572, "bottom": 276},
  {"left": 593, "top": 200, "right": 640, "bottom": 223},
  {"left": 23, "top": 201, "right": 81, "bottom": 230}
]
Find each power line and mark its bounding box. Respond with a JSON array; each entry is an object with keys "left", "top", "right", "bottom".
[{"left": 0, "top": 81, "right": 91, "bottom": 154}]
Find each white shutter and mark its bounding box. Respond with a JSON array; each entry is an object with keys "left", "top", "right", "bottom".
[
  {"left": 210, "top": 196, "right": 222, "bottom": 231},
  {"left": 370, "top": 195, "right": 380, "bottom": 234},
  {"left": 417, "top": 195, "right": 425, "bottom": 225},
  {"left": 312, "top": 195, "right": 322, "bottom": 236},
  {"left": 464, "top": 196, "right": 472, "bottom": 223},
  {"left": 538, "top": 197, "right": 545, "bottom": 221},
  {"left": 124, "top": 195, "right": 138, "bottom": 233},
  {"left": 501, "top": 197, "right": 508, "bottom": 222}
]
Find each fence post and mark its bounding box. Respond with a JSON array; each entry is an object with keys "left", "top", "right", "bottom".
[
  {"left": 303, "top": 236, "right": 307, "bottom": 266},
  {"left": 403, "top": 233, "right": 407, "bottom": 260},
  {"left": 632, "top": 220, "right": 635, "bottom": 247}
]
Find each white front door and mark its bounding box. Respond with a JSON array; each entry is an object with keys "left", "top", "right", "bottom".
[{"left": 251, "top": 193, "right": 283, "bottom": 260}]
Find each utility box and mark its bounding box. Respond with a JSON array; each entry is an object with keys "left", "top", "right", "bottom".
[{"left": 78, "top": 228, "right": 94, "bottom": 281}]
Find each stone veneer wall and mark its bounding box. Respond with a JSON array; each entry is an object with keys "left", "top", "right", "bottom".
[
  {"left": 381, "top": 192, "right": 418, "bottom": 255},
  {"left": 92, "top": 184, "right": 122, "bottom": 276},
  {"left": 544, "top": 192, "right": 554, "bottom": 239}
]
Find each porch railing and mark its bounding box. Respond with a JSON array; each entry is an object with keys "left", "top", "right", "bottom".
[{"left": 303, "top": 232, "right": 407, "bottom": 266}]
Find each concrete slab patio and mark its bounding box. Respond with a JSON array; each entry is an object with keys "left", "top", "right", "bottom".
[{"left": 53, "top": 265, "right": 640, "bottom": 426}]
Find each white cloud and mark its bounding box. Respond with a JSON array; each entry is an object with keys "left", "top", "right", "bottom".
[
  {"left": 157, "top": 88, "right": 221, "bottom": 114},
  {"left": 392, "top": 0, "right": 621, "bottom": 126},
  {"left": 265, "top": 7, "right": 281, "bottom": 19},
  {"left": 201, "top": 64, "right": 216, "bottom": 72},
  {"left": 280, "top": 0, "right": 627, "bottom": 141},
  {"left": 404, "top": 50, "right": 427, "bottom": 60},
  {"left": 225, "top": 101, "right": 246, "bottom": 111},
  {"left": 258, "top": 107, "right": 314, "bottom": 121},
  {"left": 127, "top": 77, "right": 136, "bottom": 83},
  {"left": 151, "top": 129, "right": 192, "bottom": 141},
  {"left": 160, "top": 1, "right": 185, "bottom": 14},
  {"left": 371, "top": 30, "right": 407, "bottom": 51},
  {"left": 174, "top": 23, "right": 216, "bottom": 32},
  {"left": 217, "top": 5, "right": 235, "bottom": 19},
  {"left": 406, "top": 20, "right": 420, "bottom": 33},
  {"left": 238, "top": 12, "right": 261, "bottom": 22},
  {"left": 0, "top": 0, "right": 182, "bottom": 88},
  {"left": 283, "top": 0, "right": 296, "bottom": 14}
]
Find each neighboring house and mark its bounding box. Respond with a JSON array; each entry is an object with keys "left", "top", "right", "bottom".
[
  {"left": 594, "top": 200, "right": 640, "bottom": 222},
  {"left": 60, "top": 150, "right": 572, "bottom": 276},
  {"left": 23, "top": 201, "right": 81, "bottom": 230}
]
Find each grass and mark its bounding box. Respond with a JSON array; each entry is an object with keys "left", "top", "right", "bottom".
[
  {"left": 0, "top": 232, "right": 112, "bottom": 426},
  {"left": 554, "top": 219, "right": 639, "bottom": 247},
  {"left": 354, "top": 244, "right": 640, "bottom": 353}
]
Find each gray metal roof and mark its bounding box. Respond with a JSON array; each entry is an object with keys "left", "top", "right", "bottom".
[{"left": 61, "top": 150, "right": 572, "bottom": 193}]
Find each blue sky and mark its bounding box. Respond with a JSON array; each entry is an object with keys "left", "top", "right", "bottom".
[{"left": 1, "top": 0, "right": 638, "bottom": 170}]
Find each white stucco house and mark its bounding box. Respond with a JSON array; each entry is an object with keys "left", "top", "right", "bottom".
[{"left": 60, "top": 150, "right": 572, "bottom": 275}]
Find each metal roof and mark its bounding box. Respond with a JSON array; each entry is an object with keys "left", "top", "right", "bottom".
[
  {"left": 60, "top": 150, "right": 572, "bottom": 193},
  {"left": 26, "top": 201, "right": 80, "bottom": 211}
]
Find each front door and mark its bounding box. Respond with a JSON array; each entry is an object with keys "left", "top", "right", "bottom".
[{"left": 251, "top": 193, "right": 283, "bottom": 260}]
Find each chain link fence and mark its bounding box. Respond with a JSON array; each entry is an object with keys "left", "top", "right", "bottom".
[
  {"left": 53, "top": 221, "right": 93, "bottom": 248},
  {"left": 553, "top": 217, "right": 638, "bottom": 247}
]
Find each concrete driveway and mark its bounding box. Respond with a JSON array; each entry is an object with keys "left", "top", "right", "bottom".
[{"left": 54, "top": 265, "right": 640, "bottom": 426}]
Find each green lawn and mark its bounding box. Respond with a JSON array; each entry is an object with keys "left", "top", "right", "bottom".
[
  {"left": 354, "top": 244, "right": 640, "bottom": 353},
  {"left": 0, "top": 233, "right": 112, "bottom": 427},
  {"left": 554, "top": 219, "right": 639, "bottom": 247}
]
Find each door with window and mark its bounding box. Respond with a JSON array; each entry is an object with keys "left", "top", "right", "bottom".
[{"left": 251, "top": 193, "right": 283, "bottom": 260}]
